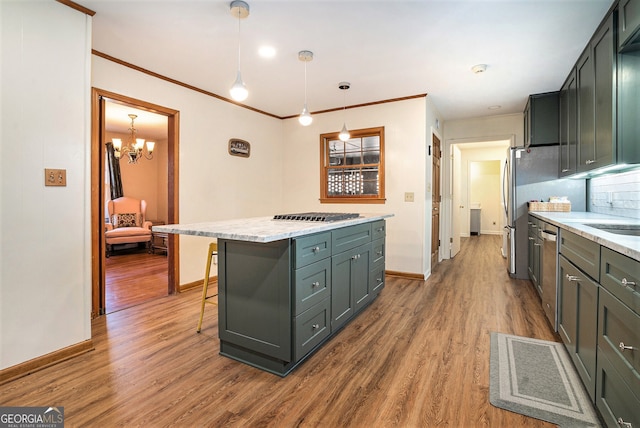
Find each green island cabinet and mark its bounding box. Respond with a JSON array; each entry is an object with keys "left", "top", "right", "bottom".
[
  {"left": 557, "top": 228, "right": 640, "bottom": 427},
  {"left": 218, "top": 220, "right": 386, "bottom": 376}
]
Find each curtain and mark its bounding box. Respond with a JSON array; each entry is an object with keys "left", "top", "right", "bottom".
[{"left": 105, "top": 142, "right": 124, "bottom": 200}]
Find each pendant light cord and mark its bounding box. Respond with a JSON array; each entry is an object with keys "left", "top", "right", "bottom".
[{"left": 236, "top": 10, "right": 242, "bottom": 72}]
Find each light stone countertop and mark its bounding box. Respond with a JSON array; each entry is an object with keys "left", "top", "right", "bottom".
[
  {"left": 152, "top": 213, "right": 394, "bottom": 243},
  {"left": 529, "top": 211, "right": 640, "bottom": 261}
]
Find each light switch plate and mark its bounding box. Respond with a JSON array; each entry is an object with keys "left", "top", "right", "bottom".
[{"left": 45, "top": 169, "right": 67, "bottom": 186}]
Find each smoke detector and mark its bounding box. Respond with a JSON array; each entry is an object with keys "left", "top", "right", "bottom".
[{"left": 472, "top": 64, "right": 487, "bottom": 74}]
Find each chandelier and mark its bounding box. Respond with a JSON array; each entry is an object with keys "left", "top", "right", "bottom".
[{"left": 112, "top": 114, "right": 155, "bottom": 164}]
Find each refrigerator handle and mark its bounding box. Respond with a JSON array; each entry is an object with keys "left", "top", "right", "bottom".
[{"left": 502, "top": 158, "right": 509, "bottom": 218}]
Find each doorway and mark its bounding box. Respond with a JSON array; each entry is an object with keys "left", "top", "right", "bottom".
[
  {"left": 91, "top": 88, "right": 180, "bottom": 317},
  {"left": 447, "top": 139, "right": 511, "bottom": 260}
]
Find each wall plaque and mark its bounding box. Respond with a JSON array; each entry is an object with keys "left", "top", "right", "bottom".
[{"left": 228, "top": 139, "right": 250, "bottom": 158}]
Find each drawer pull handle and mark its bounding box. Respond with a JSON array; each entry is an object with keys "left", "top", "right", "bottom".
[
  {"left": 376, "top": 277, "right": 382, "bottom": 282},
  {"left": 585, "top": 159, "right": 596, "bottom": 165},
  {"left": 312, "top": 246, "right": 320, "bottom": 253},
  {"left": 376, "top": 251, "right": 383, "bottom": 256},
  {"left": 351, "top": 254, "right": 360, "bottom": 260},
  {"left": 534, "top": 243, "right": 541, "bottom": 247},
  {"left": 617, "top": 417, "right": 632, "bottom": 428},
  {"left": 312, "top": 324, "right": 320, "bottom": 330},
  {"left": 621, "top": 278, "right": 636, "bottom": 287},
  {"left": 528, "top": 237, "right": 534, "bottom": 241},
  {"left": 312, "top": 281, "right": 320, "bottom": 288},
  {"left": 565, "top": 274, "right": 580, "bottom": 282},
  {"left": 376, "top": 227, "right": 384, "bottom": 232},
  {"left": 619, "top": 342, "right": 635, "bottom": 352}
]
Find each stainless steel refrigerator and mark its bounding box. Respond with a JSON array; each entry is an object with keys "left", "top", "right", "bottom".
[{"left": 502, "top": 145, "right": 586, "bottom": 279}]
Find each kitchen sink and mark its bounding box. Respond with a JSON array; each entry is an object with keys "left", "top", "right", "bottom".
[{"left": 583, "top": 223, "right": 640, "bottom": 236}]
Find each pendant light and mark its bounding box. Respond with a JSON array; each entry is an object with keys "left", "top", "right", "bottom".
[
  {"left": 229, "top": 1, "right": 249, "bottom": 102},
  {"left": 338, "top": 82, "right": 350, "bottom": 141},
  {"left": 298, "top": 50, "right": 314, "bottom": 126}
]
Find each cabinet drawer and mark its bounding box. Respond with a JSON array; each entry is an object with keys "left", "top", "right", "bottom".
[
  {"left": 370, "top": 264, "right": 385, "bottom": 295},
  {"left": 371, "top": 220, "right": 386, "bottom": 241},
  {"left": 601, "top": 247, "right": 640, "bottom": 315},
  {"left": 332, "top": 223, "right": 371, "bottom": 254},
  {"left": 560, "top": 229, "right": 600, "bottom": 280},
  {"left": 598, "top": 286, "right": 640, "bottom": 399},
  {"left": 294, "top": 297, "right": 331, "bottom": 361},
  {"left": 596, "top": 349, "right": 640, "bottom": 428},
  {"left": 293, "top": 258, "right": 331, "bottom": 316},
  {"left": 371, "top": 238, "right": 385, "bottom": 268},
  {"left": 294, "top": 231, "right": 331, "bottom": 268}
]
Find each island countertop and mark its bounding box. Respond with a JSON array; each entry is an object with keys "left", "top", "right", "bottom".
[{"left": 152, "top": 213, "right": 394, "bottom": 243}]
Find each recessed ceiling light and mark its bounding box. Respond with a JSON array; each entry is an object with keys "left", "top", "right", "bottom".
[
  {"left": 488, "top": 105, "right": 501, "bottom": 110},
  {"left": 258, "top": 46, "right": 276, "bottom": 58},
  {"left": 472, "top": 64, "right": 487, "bottom": 74}
]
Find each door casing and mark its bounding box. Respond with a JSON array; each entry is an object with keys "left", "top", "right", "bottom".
[{"left": 91, "top": 87, "right": 180, "bottom": 317}]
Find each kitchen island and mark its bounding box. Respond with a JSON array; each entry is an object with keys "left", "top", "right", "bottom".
[{"left": 154, "top": 213, "right": 393, "bottom": 376}]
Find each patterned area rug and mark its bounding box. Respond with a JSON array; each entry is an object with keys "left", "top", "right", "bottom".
[{"left": 489, "top": 332, "right": 601, "bottom": 427}]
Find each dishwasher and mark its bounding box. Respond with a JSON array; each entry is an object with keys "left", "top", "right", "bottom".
[{"left": 540, "top": 222, "right": 559, "bottom": 331}]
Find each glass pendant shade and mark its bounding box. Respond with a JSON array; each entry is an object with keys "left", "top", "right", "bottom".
[
  {"left": 339, "top": 123, "right": 350, "bottom": 141},
  {"left": 230, "top": 71, "right": 248, "bottom": 101},
  {"left": 299, "top": 104, "right": 313, "bottom": 126}
]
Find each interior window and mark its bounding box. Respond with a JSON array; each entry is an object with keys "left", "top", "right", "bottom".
[{"left": 320, "top": 126, "right": 385, "bottom": 203}]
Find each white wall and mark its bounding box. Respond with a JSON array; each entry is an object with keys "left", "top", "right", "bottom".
[
  {"left": 281, "top": 97, "right": 442, "bottom": 277},
  {"left": 0, "top": 2, "right": 92, "bottom": 369},
  {"left": 469, "top": 160, "right": 502, "bottom": 235},
  {"left": 93, "top": 57, "right": 285, "bottom": 284}
]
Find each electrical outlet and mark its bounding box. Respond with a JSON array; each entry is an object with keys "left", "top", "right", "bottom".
[
  {"left": 45, "top": 168, "right": 67, "bottom": 187},
  {"left": 404, "top": 192, "right": 414, "bottom": 202}
]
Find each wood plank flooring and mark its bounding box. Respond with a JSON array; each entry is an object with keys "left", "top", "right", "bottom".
[
  {"left": 106, "top": 251, "right": 168, "bottom": 313},
  {"left": 1, "top": 235, "right": 559, "bottom": 427}
]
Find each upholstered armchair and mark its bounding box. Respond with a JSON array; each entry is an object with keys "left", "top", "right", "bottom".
[{"left": 105, "top": 197, "right": 152, "bottom": 257}]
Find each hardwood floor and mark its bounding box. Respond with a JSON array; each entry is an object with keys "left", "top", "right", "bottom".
[
  {"left": 2, "top": 235, "right": 558, "bottom": 427},
  {"left": 105, "top": 251, "right": 168, "bottom": 313}
]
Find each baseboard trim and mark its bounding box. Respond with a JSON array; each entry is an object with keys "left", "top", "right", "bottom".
[
  {"left": 179, "top": 276, "right": 218, "bottom": 293},
  {"left": 0, "top": 339, "right": 94, "bottom": 385},
  {"left": 385, "top": 270, "right": 425, "bottom": 280}
]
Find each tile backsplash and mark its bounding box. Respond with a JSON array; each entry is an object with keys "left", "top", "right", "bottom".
[{"left": 589, "top": 169, "right": 640, "bottom": 219}]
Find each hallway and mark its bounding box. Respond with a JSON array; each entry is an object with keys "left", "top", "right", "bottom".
[{"left": 1, "top": 235, "right": 557, "bottom": 427}]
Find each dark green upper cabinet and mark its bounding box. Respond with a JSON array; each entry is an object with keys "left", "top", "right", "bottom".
[
  {"left": 578, "top": 11, "right": 617, "bottom": 173},
  {"left": 523, "top": 92, "right": 559, "bottom": 148},
  {"left": 560, "top": 69, "right": 578, "bottom": 176},
  {"left": 618, "top": 37, "right": 640, "bottom": 165},
  {"left": 619, "top": 0, "right": 640, "bottom": 50}
]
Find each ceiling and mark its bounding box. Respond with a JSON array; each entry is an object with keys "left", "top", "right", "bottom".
[{"left": 85, "top": 0, "right": 614, "bottom": 136}]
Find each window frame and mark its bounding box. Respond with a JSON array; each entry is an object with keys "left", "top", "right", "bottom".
[{"left": 319, "top": 126, "right": 385, "bottom": 204}]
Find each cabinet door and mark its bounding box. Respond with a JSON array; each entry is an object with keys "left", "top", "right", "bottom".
[
  {"left": 617, "top": 49, "right": 640, "bottom": 165},
  {"left": 558, "top": 256, "right": 577, "bottom": 347},
  {"left": 577, "top": 47, "right": 595, "bottom": 172},
  {"left": 331, "top": 249, "right": 355, "bottom": 331},
  {"left": 558, "top": 256, "right": 598, "bottom": 401},
  {"left": 592, "top": 12, "right": 616, "bottom": 170},
  {"left": 331, "top": 243, "right": 371, "bottom": 331},
  {"left": 559, "top": 69, "right": 578, "bottom": 176},
  {"left": 352, "top": 244, "right": 371, "bottom": 313}
]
